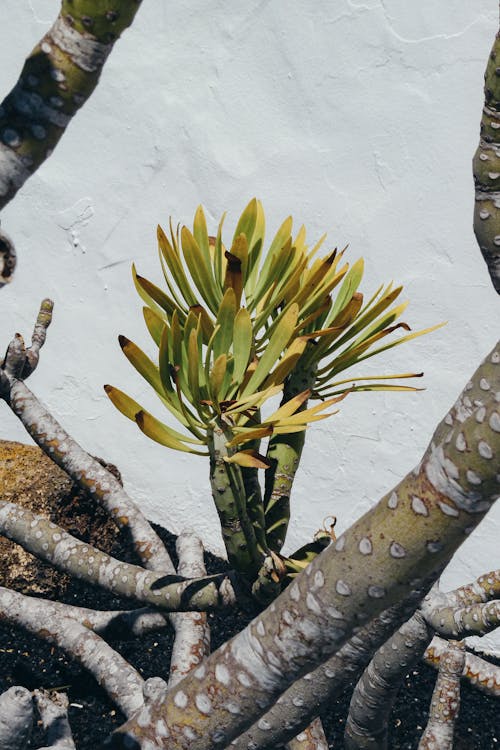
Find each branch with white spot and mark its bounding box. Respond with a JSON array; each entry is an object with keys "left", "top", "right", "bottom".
[
  {"left": 344, "top": 611, "right": 433, "bottom": 750},
  {"left": 0, "top": 301, "right": 174, "bottom": 574},
  {"left": 0, "top": 586, "right": 168, "bottom": 639},
  {"left": 444, "top": 569, "right": 500, "bottom": 608},
  {"left": 0, "top": 1, "right": 144, "bottom": 215},
  {"left": 0, "top": 686, "right": 33, "bottom": 749},
  {"left": 106, "top": 341, "right": 499, "bottom": 748},
  {"left": 473, "top": 27, "right": 500, "bottom": 293},
  {"left": 0, "top": 586, "right": 144, "bottom": 718},
  {"left": 424, "top": 636, "right": 500, "bottom": 698},
  {"left": 230, "top": 603, "right": 410, "bottom": 750},
  {"left": 0, "top": 502, "right": 235, "bottom": 612},
  {"left": 168, "top": 530, "right": 211, "bottom": 688},
  {"left": 423, "top": 600, "right": 500, "bottom": 639},
  {"left": 417, "top": 640, "right": 466, "bottom": 750},
  {"left": 34, "top": 690, "right": 76, "bottom": 750}
]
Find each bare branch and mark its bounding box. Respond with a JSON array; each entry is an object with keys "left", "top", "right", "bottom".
[
  {"left": 418, "top": 641, "right": 466, "bottom": 750},
  {"left": 445, "top": 569, "right": 500, "bottom": 607},
  {"left": 0, "top": 1, "right": 144, "bottom": 213},
  {"left": 0, "top": 586, "right": 144, "bottom": 717},
  {"left": 423, "top": 600, "right": 500, "bottom": 639},
  {"left": 473, "top": 28, "right": 500, "bottom": 292},
  {"left": 168, "top": 530, "right": 211, "bottom": 688},
  {"left": 0, "top": 686, "right": 33, "bottom": 749},
  {"left": 231, "top": 604, "right": 407, "bottom": 750},
  {"left": 34, "top": 690, "right": 76, "bottom": 750},
  {"left": 0, "top": 503, "right": 235, "bottom": 611},
  {"left": 424, "top": 636, "right": 500, "bottom": 698},
  {"left": 344, "top": 612, "right": 432, "bottom": 750},
  {"left": 0, "top": 586, "right": 168, "bottom": 638}
]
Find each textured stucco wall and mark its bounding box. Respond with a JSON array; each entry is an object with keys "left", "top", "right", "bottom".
[{"left": 1, "top": 2, "right": 499, "bottom": 650}]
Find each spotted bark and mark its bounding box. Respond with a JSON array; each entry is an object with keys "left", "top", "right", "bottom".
[
  {"left": 0, "top": 303, "right": 174, "bottom": 574},
  {"left": 230, "top": 603, "right": 409, "bottom": 750},
  {"left": 0, "top": 586, "right": 145, "bottom": 717},
  {"left": 417, "top": 641, "right": 466, "bottom": 750},
  {"left": 106, "top": 343, "right": 499, "bottom": 748},
  {"left": 168, "top": 531, "right": 211, "bottom": 688},
  {"left": 0, "top": 1, "right": 143, "bottom": 212},
  {"left": 473, "top": 29, "right": 500, "bottom": 293},
  {"left": 344, "top": 612, "right": 432, "bottom": 750},
  {"left": 424, "top": 636, "right": 500, "bottom": 698},
  {"left": 0, "top": 588, "right": 168, "bottom": 639},
  {"left": 0, "top": 502, "right": 234, "bottom": 611}
]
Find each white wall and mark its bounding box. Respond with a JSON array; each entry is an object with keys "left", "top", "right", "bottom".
[{"left": 1, "top": 2, "right": 499, "bottom": 651}]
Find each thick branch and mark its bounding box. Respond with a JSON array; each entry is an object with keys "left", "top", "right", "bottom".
[
  {"left": 344, "top": 612, "right": 432, "bottom": 750},
  {"left": 0, "top": 1, "right": 144, "bottom": 212},
  {"left": 473, "top": 28, "right": 500, "bottom": 292},
  {"left": 168, "top": 531, "right": 211, "bottom": 688},
  {"left": 107, "top": 344, "right": 499, "bottom": 748}
]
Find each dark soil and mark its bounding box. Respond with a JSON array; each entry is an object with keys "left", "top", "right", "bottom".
[{"left": 0, "top": 446, "right": 498, "bottom": 748}]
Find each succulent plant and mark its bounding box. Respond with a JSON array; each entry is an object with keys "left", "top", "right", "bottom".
[{"left": 105, "top": 200, "right": 441, "bottom": 589}]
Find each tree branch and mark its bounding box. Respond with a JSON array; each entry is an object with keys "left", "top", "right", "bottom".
[
  {"left": 417, "top": 640, "right": 465, "bottom": 750},
  {"left": 34, "top": 690, "right": 76, "bottom": 750},
  {"left": 0, "top": 586, "right": 145, "bottom": 717},
  {"left": 424, "top": 636, "right": 500, "bottom": 698},
  {"left": 0, "top": 686, "right": 33, "bottom": 749},
  {"left": 168, "top": 530, "right": 211, "bottom": 688},
  {"left": 0, "top": 503, "right": 235, "bottom": 611},
  {"left": 0, "top": 0, "right": 144, "bottom": 213}
]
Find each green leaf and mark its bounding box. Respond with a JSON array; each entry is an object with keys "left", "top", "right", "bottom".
[
  {"left": 181, "top": 226, "right": 221, "bottom": 314},
  {"left": 143, "top": 307, "right": 165, "bottom": 347},
  {"left": 243, "top": 303, "right": 299, "bottom": 395},
  {"left": 232, "top": 307, "right": 253, "bottom": 384},
  {"left": 214, "top": 288, "right": 237, "bottom": 360},
  {"left": 157, "top": 225, "right": 198, "bottom": 308},
  {"left": 209, "top": 354, "right": 227, "bottom": 405},
  {"left": 119, "top": 335, "right": 163, "bottom": 395}
]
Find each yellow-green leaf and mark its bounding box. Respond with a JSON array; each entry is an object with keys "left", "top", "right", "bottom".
[
  {"left": 135, "top": 410, "right": 207, "bottom": 454},
  {"left": 232, "top": 307, "right": 253, "bottom": 384},
  {"left": 224, "top": 449, "right": 271, "bottom": 469},
  {"left": 243, "top": 303, "right": 299, "bottom": 395},
  {"left": 143, "top": 307, "right": 165, "bottom": 347}
]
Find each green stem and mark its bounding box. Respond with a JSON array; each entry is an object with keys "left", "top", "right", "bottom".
[
  {"left": 264, "top": 351, "right": 318, "bottom": 552},
  {"left": 208, "top": 423, "right": 263, "bottom": 579}
]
